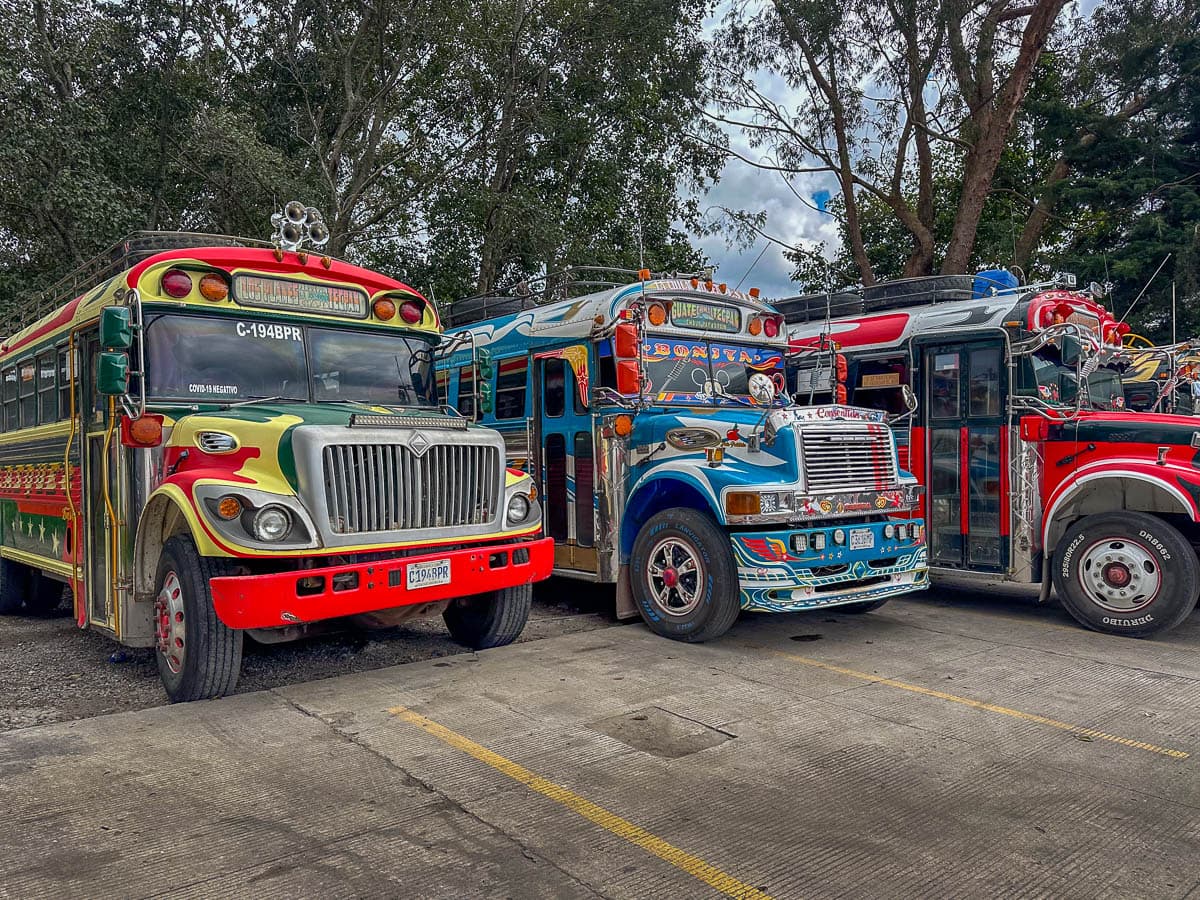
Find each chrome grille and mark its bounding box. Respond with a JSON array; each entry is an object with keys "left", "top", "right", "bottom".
[
  {"left": 322, "top": 443, "right": 500, "bottom": 534},
  {"left": 800, "top": 424, "right": 897, "bottom": 493}
]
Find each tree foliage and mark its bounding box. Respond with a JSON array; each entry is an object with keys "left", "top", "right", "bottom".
[{"left": 0, "top": 0, "right": 717, "bottom": 311}]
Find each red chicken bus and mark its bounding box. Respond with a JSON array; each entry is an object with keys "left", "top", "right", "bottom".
[{"left": 784, "top": 273, "right": 1199, "bottom": 637}]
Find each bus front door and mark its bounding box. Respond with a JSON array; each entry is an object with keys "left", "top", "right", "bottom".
[
  {"left": 533, "top": 348, "right": 597, "bottom": 574},
  {"left": 80, "top": 334, "right": 128, "bottom": 633},
  {"left": 922, "top": 340, "right": 1008, "bottom": 573}
]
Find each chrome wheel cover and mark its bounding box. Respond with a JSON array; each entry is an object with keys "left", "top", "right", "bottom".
[
  {"left": 645, "top": 537, "right": 705, "bottom": 616},
  {"left": 155, "top": 570, "right": 187, "bottom": 675},
  {"left": 1078, "top": 538, "right": 1161, "bottom": 613}
]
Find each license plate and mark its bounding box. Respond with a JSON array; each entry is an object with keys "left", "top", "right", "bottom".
[
  {"left": 849, "top": 528, "right": 874, "bottom": 551},
  {"left": 406, "top": 558, "right": 452, "bottom": 590}
]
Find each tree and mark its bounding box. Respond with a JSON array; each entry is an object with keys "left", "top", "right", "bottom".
[{"left": 706, "top": 0, "right": 1069, "bottom": 283}]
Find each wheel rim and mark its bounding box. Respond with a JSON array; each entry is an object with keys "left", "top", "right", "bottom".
[
  {"left": 155, "top": 571, "right": 187, "bottom": 674},
  {"left": 1078, "top": 538, "right": 1162, "bottom": 613},
  {"left": 645, "top": 537, "right": 705, "bottom": 616}
]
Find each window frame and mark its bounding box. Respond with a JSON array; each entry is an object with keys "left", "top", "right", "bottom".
[
  {"left": 36, "top": 349, "right": 57, "bottom": 424},
  {"left": 494, "top": 356, "right": 529, "bottom": 421}
]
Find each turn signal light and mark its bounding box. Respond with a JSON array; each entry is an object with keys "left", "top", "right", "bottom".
[
  {"left": 198, "top": 273, "right": 229, "bottom": 302},
  {"left": 373, "top": 298, "right": 397, "bottom": 320},
  {"left": 647, "top": 302, "right": 668, "bottom": 326},
  {"left": 725, "top": 492, "right": 761, "bottom": 516},
  {"left": 217, "top": 496, "right": 243, "bottom": 520},
  {"left": 161, "top": 269, "right": 192, "bottom": 299},
  {"left": 121, "top": 414, "right": 164, "bottom": 448},
  {"left": 613, "top": 414, "right": 633, "bottom": 437},
  {"left": 748, "top": 317, "right": 763, "bottom": 336}
]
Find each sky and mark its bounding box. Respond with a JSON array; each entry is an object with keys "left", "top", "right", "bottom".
[{"left": 688, "top": 0, "right": 1100, "bottom": 304}]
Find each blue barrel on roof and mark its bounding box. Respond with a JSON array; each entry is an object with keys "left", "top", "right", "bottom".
[{"left": 973, "top": 268, "right": 1020, "bottom": 298}]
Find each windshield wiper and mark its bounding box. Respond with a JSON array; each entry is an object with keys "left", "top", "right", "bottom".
[{"left": 227, "top": 395, "right": 287, "bottom": 408}]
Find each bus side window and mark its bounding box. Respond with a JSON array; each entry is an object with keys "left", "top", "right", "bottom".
[
  {"left": 37, "top": 350, "right": 57, "bottom": 424},
  {"left": 1, "top": 367, "right": 16, "bottom": 431},
  {"left": 495, "top": 357, "right": 528, "bottom": 420},
  {"left": 544, "top": 358, "right": 565, "bottom": 417},
  {"left": 57, "top": 347, "right": 72, "bottom": 419},
  {"left": 457, "top": 365, "right": 476, "bottom": 419},
  {"left": 855, "top": 358, "right": 909, "bottom": 414},
  {"left": 17, "top": 359, "right": 36, "bottom": 427}
]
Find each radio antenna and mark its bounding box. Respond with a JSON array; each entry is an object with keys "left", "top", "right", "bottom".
[{"left": 1119, "top": 253, "right": 1171, "bottom": 325}]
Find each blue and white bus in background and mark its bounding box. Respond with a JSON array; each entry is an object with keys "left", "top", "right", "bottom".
[{"left": 440, "top": 269, "right": 929, "bottom": 641}]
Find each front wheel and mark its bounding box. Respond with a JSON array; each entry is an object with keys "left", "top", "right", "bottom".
[
  {"left": 1052, "top": 512, "right": 1199, "bottom": 637},
  {"left": 0, "top": 558, "right": 30, "bottom": 613},
  {"left": 154, "top": 535, "right": 244, "bottom": 702},
  {"left": 443, "top": 584, "right": 532, "bottom": 649},
  {"left": 629, "top": 509, "right": 740, "bottom": 642}
]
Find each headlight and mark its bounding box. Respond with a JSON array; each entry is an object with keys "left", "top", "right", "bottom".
[
  {"left": 833, "top": 528, "right": 846, "bottom": 545},
  {"left": 506, "top": 493, "right": 531, "bottom": 523},
  {"left": 884, "top": 524, "right": 895, "bottom": 539},
  {"left": 252, "top": 505, "right": 292, "bottom": 542}
]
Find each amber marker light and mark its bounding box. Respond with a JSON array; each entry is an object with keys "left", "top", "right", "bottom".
[
  {"left": 614, "top": 414, "right": 633, "bottom": 437},
  {"left": 198, "top": 273, "right": 229, "bottom": 302},
  {"left": 217, "top": 496, "right": 243, "bottom": 520},
  {"left": 725, "top": 491, "right": 760, "bottom": 516},
  {"left": 638, "top": 268, "right": 651, "bottom": 281},
  {"left": 373, "top": 298, "right": 397, "bottom": 320},
  {"left": 125, "top": 415, "right": 164, "bottom": 447},
  {"left": 647, "top": 302, "right": 668, "bottom": 326},
  {"left": 748, "top": 287, "right": 761, "bottom": 299},
  {"left": 748, "top": 317, "right": 763, "bottom": 336}
]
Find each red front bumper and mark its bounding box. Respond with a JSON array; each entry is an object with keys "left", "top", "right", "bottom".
[{"left": 209, "top": 537, "right": 555, "bottom": 630}]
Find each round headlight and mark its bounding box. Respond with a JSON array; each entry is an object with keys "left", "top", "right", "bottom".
[
  {"left": 506, "top": 493, "right": 531, "bottom": 524},
  {"left": 833, "top": 528, "right": 846, "bottom": 545},
  {"left": 252, "top": 505, "right": 292, "bottom": 542}
]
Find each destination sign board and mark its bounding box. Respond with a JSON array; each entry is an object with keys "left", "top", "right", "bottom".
[
  {"left": 669, "top": 299, "right": 741, "bottom": 333},
  {"left": 234, "top": 275, "right": 368, "bottom": 319}
]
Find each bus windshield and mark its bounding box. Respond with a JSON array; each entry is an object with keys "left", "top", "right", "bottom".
[
  {"left": 1030, "top": 349, "right": 1126, "bottom": 411},
  {"left": 143, "top": 314, "right": 437, "bottom": 406},
  {"left": 641, "top": 336, "right": 783, "bottom": 405}
]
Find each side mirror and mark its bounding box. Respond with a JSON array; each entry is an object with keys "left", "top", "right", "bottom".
[
  {"left": 748, "top": 372, "right": 776, "bottom": 405},
  {"left": 478, "top": 381, "right": 494, "bottom": 414},
  {"left": 902, "top": 384, "right": 918, "bottom": 412},
  {"left": 1060, "top": 336, "right": 1083, "bottom": 368},
  {"left": 476, "top": 348, "right": 495, "bottom": 380},
  {"left": 615, "top": 360, "right": 641, "bottom": 395},
  {"left": 99, "top": 306, "right": 133, "bottom": 350},
  {"left": 97, "top": 352, "right": 129, "bottom": 396},
  {"left": 614, "top": 323, "right": 639, "bottom": 359}
]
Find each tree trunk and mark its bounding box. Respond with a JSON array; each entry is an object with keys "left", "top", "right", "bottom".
[{"left": 941, "top": 0, "right": 1068, "bottom": 274}]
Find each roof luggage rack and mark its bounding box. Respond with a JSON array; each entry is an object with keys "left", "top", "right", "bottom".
[
  {"left": 776, "top": 274, "right": 1011, "bottom": 324},
  {"left": 9, "top": 231, "right": 275, "bottom": 333},
  {"left": 444, "top": 264, "right": 699, "bottom": 328}
]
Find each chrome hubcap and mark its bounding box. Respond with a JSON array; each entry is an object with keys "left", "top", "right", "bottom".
[
  {"left": 1079, "top": 539, "right": 1161, "bottom": 613},
  {"left": 155, "top": 571, "right": 186, "bottom": 674},
  {"left": 646, "top": 537, "right": 704, "bottom": 616}
]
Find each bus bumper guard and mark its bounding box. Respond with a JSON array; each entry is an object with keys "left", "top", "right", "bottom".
[
  {"left": 731, "top": 520, "right": 929, "bottom": 613},
  {"left": 209, "top": 537, "right": 555, "bottom": 629}
]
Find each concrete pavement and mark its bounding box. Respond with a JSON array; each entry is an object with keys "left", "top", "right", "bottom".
[{"left": 2, "top": 593, "right": 1198, "bottom": 898}]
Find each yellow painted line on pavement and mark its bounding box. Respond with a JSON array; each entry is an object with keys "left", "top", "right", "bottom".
[
  {"left": 389, "top": 705, "right": 772, "bottom": 899},
  {"left": 760, "top": 649, "right": 1189, "bottom": 760}
]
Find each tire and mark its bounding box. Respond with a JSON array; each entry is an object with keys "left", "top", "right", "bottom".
[
  {"left": 0, "top": 557, "right": 30, "bottom": 613},
  {"left": 835, "top": 597, "right": 890, "bottom": 614},
  {"left": 629, "top": 509, "right": 740, "bottom": 642},
  {"left": 443, "top": 583, "right": 532, "bottom": 649},
  {"left": 1052, "top": 512, "right": 1199, "bottom": 638},
  {"left": 154, "top": 535, "right": 244, "bottom": 702},
  {"left": 23, "top": 573, "right": 66, "bottom": 616}
]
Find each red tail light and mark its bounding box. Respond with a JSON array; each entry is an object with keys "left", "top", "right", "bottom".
[
  {"left": 399, "top": 299, "right": 424, "bottom": 324},
  {"left": 161, "top": 269, "right": 192, "bottom": 299},
  {"left": 763, "top": 316, "right": 780, "bottom": 338}
]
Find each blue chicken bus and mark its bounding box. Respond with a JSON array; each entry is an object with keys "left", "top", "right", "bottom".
[{"left": 439, "top": 269, "right": 928, "bottom": 641}]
